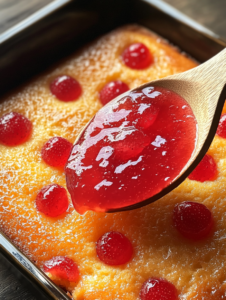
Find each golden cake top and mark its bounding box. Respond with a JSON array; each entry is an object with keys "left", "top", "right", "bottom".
[{"left": 1, "top": 25, "right": 226, "bottom": 299}]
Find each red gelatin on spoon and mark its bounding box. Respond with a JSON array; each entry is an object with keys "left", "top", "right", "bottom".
[
  {"left": 140, "top": 278, "right": 178, "bottom": 300},
  {"left": 96, "top": 231, "right": 133, "bottom": 265},
  {"left": 114, "top": 96, "right": 159, "bottom": 130},
  {"left": 66, "top": 86, "right": 197, "bottom": 214},
  {"left": 0, "top": 112, "right": 32, "bottom": 146},
  {"left": 113, "top": 129, "right": 151, "bottom": 161},
  {"left": 44, "top": 256, "right": 79, "bottom": 282},
  {"left": 173, "top": 201, "right": 214, "bottom": 240}
]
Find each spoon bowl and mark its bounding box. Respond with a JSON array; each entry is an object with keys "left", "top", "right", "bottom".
[{"left": 69, "top": 48, "right": 226, "bottom": 213}]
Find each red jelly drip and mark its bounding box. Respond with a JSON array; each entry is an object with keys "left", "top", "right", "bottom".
[
  {"left": 41, "top": 137, "right": 73, "bottom": 168},
  {"left": 122, "top": 43, "right": 153, "bottom": 69},
  {"left": 36, "top": 184, "right": 69, "bottom": 217},
  {"left": 188, "top": 154, "right": 218, "bottom": 182},
  {"left": 66, "top": 86, "right": 197, "bottom": 214},
  {"left": 0, "top": 112, "right": 32, "bottom": 146},
  {"left": 140, "top": 278, "right": 178, "bottom": 300},
  {"left": 43, "top": 256, "right": 79, "bottom": 282},
  {"left": 99, "top": 80, "right": 129, "bottom": 105},
  {"left": 173, "top": 201, "right": 214, "bottom": 240},
  {"left": 216, "top": 113, "right": 226, "bottom": 138},
  {"left": 50, "top": 75, "right": 82, "bottom": 102},
  {"left": 96, "top": 231, "right": 133, "bottom": 265}
]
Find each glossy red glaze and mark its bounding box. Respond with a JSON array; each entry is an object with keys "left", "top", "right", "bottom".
[
  {"left": 41, "top": 137, "right": 73, "bottom": 168},
  {"left": 0, "top": 112, "right": 32, "bottom": 146},
  {"left": 122, "top": 43, "right": 153, "bottom": 69},
  {"left": 173, "top": 201, "right": 214, "bottom": 240},
  {"left": 115, "top": 95, "right": 159, "bottom": 130},
  {"left": 140, "top": 278, "right": 178, "bottom": 300},
  {"left": 36, "top": 184, "right": 69, "bottom": 217},
  {"left": 43, "top": 256, "right": 79, "bottom": 282},
  {"left": 66, "top": 86, "right": 197, "bottom": 214},
  {"left": 216, "top": 113, "right": 226, "bottom": 138},
  {"left": 99, "top": 80, "right": 129, "bottom": 105},
  {"left": 50, "top": 75, "right": 82, "bottom": 102},
  {"left": 96, "top": 231, "right": 133, "bottom": 265},
  {"left": 188, "top": 154, "right": 218, "bottom": 182}
]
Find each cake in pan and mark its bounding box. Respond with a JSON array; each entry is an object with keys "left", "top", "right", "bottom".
[{"left": 1, "top": 25, "right": 226, "bottom": 299}]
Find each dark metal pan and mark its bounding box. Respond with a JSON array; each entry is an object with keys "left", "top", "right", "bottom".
[{"left": 1, "top": 0, "right": 226, "bottom": 298}]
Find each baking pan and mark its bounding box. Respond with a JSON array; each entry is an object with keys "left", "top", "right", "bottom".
[{"left": 1, "top": 0, "right": 226, "bottom": 299}]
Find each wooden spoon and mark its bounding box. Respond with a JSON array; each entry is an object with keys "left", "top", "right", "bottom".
[{"left": 72, "top": 48, "right": 226, "bottom": 212}]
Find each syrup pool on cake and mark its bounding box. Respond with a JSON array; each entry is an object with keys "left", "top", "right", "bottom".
[{"left": 66, "top": 86, "right": 197, "bottom": 214}]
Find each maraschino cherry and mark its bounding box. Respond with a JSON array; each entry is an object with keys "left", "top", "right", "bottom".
[
  {"left": 0, "top": 112, "right": 32, "bottom": 146},
  {"left": 173, "top": 201, "right": 214, "bottom": 240},
  {"left": 188, "top": 154, "right": 217, "bottom": 182},
  {"left": 36, "top": 184, "right": 69, "bottom": 217},
  {"left": 41, "top": 137, "right": 73, "bottom": 168},
  {"left": 140, "top": 278, "right": 178, "bottom": 300},
  {"left": 96, "top": 231, "right": 133, "bottom": 265},
  {"left": 44, "top": 256, "right": 79, "bottom": 282},
  {"left": 122, "top": 43, "right": 153, "bottom": 69},
  {"left": 99, "top": 80, "right": 129, "bottom": 105},
  {"left": 50, "top": 75, "right": 82, "bottom": 102},
  {"left": 216, "top": 113, "right": 226, "bottom": 138}
]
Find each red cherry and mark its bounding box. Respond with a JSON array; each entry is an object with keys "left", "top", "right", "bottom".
[
  {"left": 173, "top": 201, "right": 214, "bottom": 240},
  {"left": 188, "top": 154, "right": 218, "bottom": 182},
  {"left": 216, "top": 113, "right": 226, "bottom": 138},
  {"left": 99, "top": 80, "right": 129, "bottom": 105},
  {"left": 0, "top": 112, "right": 32, "bottom": 146},
  {"left": 50, "top": 75, "right": 82, "bottom": 102},
  {"left": 36, "top": 184, "right": 69, "bottom": 217},
  {"left": 122, "top": 43, "right": 153, "bottom": 69},
  {"left": 41, "top": 137, "right": 73, "bottom": 168},
  {"left": 96, "top": 231, "right": 133, "bottom": 265},
  {"left": 43, "top": 256, "right": 79, "bottom": 282},
  {"left": 140, "top": 278, "right": 178, "bottom": 300}
]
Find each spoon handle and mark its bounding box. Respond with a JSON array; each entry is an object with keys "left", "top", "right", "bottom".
[{"left": 180, "top": 48, "right": 226, "bottom": 89}]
